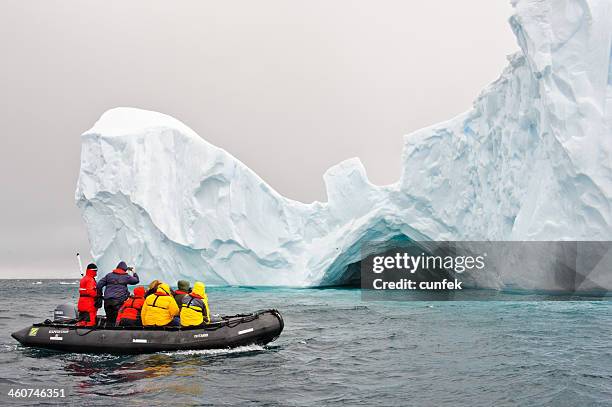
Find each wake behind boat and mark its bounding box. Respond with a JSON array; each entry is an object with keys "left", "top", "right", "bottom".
[{"left": 11, "top": 308, "right": 283, "bottom": 354}]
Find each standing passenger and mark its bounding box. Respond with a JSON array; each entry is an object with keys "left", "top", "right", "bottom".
[
  {"left": 97, "top": 261, "right": 139, "bottom": 326},
  {"left": 77, "top": 263, "right": 99, "bottom": 327}
]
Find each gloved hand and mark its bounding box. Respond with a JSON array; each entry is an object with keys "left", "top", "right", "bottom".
[{"left": 94, "top": 296, "right": 103, "bottom": 309}]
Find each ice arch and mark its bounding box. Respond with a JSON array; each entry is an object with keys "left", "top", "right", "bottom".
[{"left": 77, "top": 0, "right": 612, "bottom": 289}]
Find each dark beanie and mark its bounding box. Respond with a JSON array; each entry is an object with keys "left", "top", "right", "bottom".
[
  {"left": 86, "top": 263, "right": 97, "bottom": 271},
  {"left": 177, "top": 280, "right": 190, "bottom": 291},
  {"left": 117, "top": 261, "right": 128, "bottom": 271}
]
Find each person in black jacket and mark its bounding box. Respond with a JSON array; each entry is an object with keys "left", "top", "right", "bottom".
[{"left": 97, "top": 261, "right": 139, "bottom": 326}]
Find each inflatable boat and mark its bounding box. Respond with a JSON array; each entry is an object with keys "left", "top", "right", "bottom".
[{"left": 11, "top": 308, "right": 283, "bottom": 354}]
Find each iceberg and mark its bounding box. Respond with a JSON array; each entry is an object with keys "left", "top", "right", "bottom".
[{"left": 76, "top": 0, "right": 612, "bottom": 289}]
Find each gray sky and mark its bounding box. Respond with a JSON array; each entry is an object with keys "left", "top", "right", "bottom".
[{"left": 0, "top": 1, "right": 516, "bottom": 278}]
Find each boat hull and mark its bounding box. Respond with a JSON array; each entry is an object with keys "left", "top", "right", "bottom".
[{"left": 11, "top": 309, "right": 283, "bottom": 354}]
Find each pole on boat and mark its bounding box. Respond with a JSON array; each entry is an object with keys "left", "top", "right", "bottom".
[{"left": 76, "top": 252, "right": 83, "bottom": 277}]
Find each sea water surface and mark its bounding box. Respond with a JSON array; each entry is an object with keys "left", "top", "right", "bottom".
[{"left": 1, "top": 279, "right": 612, "bottom": 406}]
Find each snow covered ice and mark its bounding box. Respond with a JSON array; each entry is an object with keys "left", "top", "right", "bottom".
[{"left": 76, "top": 0, "right": 612, "bottom": 290}]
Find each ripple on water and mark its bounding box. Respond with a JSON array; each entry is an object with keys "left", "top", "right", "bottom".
[
  {"left": 159, "top": 345, "right": 266, "bottom": 357},
  {"left": 1, "top": 281, "right": 612, "bottom": 406}
]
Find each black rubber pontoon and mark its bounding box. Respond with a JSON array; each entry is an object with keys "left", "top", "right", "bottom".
[{"left": 11, "top": 309, "right": 283, "bottom": 354}]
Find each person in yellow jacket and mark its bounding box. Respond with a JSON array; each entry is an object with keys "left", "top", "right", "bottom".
[
  {"left": 180, "top": 281, "right": 210, "bottom": 327},
  {"left": 141, "top": 282, "right": 180, "bottom": 326}
]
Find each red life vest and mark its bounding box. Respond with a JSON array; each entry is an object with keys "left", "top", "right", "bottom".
[{"left": 116, "top": 286, "right": 146, "bottom": 322}]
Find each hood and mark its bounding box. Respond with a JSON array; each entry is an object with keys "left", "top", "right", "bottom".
[
  {"left": 155, "top": 283, "right": 172, "bottom": 296},
  {"left": 85, "top": 268, "right": 97, "bottom": 278},
  {"left": 177, "top": 280, "right": 190, "bottom": 291},
  {"left": 116, "top": 261, "right": 128, "bottom": 271},
  {"left": 191, "top": 281, "right": 206, "bottom": 297},
  {"left": 133, "top": 286, "right": 145, "bottom": 298}
]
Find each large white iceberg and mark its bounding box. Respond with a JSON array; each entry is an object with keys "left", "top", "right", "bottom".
[{"left": 76, "top": 0, "right": 612, "bottom": 289}]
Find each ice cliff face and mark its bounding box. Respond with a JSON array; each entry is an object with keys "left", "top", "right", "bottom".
[{"left": 76, "top": 0, "right": 612, "bottom": 290}]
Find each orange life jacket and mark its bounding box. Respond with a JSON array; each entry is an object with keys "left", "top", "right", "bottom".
[{"left": 116, "top": 286, "right": 145, "bottom": 321}]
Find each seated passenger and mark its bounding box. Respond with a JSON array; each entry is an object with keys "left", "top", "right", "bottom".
[
  {"left": 173, "top": 280, "right": 190, "bottom": 306},
  {"left": 180, "top": 282, "right": 210, "bottom": 327},
  {"left": 141, "top": 283, "right": 179, "bottom": 326},
  {"left": 116, "top": 286, "right": 146, "bottom": 327}
]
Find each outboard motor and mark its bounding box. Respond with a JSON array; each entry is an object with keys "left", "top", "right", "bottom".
[{"left": 53, "top": 303, "right": 77, "bottom": 323}]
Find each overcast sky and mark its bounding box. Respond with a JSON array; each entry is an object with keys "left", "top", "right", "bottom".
[{"left": 0, "top": 1, "right": 516, "bottom": 278}]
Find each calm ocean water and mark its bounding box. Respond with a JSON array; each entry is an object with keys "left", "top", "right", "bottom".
[{"left": 1, "top": 279, "right": 612, "bottom": 406}]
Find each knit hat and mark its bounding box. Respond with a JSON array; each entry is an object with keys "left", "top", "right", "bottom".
[
  {"left": 86, "top": 263, "right": 97, "bottom": 271},
  {"left": 177, "top": 280, "right": 190, "bottom": 291}
]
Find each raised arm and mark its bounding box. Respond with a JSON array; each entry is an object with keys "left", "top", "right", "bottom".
[{"left": 127, "top": 268, "right": 139, "bottom": 285}]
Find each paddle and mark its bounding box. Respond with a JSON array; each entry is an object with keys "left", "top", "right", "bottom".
[{"left": 76, "top": 252, "right": 83, "bottom": 277}]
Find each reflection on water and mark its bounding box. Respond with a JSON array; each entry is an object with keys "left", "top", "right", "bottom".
[
  {"left": 58, "top": 346, "right": 272, "bottom": 400},
  {"left": 64, "top": 353, "right": 208, "bottom": 396}
]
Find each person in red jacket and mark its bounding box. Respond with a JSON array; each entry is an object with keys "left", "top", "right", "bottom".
[
  {"left": 116, "top": 286, "right": 146, "bottom": 327},
  {"left": 77, "top": 263, "right": 99, "bottom": 327}
]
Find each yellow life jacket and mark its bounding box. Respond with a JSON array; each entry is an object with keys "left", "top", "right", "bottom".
[
  {"left": 180, "top": 282, "right": 210, "bottom": 327},
  {"left": 141, "top": 283, "right": 179, "bottom": 326}
]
